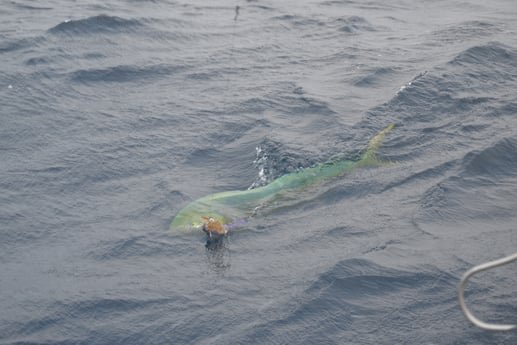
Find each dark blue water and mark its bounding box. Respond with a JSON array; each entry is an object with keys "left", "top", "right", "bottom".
[{"left": 1, "top": 1, "right": 516, "bottom": 344}]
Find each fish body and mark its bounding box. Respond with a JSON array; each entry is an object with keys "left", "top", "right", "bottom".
[{"left": 171, "top": 123, "right": 394, "bottom": 234}]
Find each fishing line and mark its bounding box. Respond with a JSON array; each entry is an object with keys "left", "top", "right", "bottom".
[{"left": 225, "top": 5, "right": 240, "bottom": 96}]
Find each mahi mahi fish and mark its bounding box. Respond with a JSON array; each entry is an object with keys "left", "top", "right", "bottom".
[{"left": 171, "top": 123, "right": 394, "bottom": 236}]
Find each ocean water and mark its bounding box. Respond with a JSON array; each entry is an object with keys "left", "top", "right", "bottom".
[{"left": 1, "top": 0, "right": 516, "bottom": 344}]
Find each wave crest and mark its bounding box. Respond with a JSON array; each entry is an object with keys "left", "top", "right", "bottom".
[
  {"left": 71, "top": 64, "right": 181, "bottom": 83},
  {"left": 48, "top": 15, "right": 143, "bottom": 35}
]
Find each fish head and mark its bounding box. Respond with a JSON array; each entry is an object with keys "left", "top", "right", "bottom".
[{"left": 170, "top": 201, "right": 229, "bottom": 235}]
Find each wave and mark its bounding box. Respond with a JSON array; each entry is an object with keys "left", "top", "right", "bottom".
[
  {"left": 271, "top": 14, "right": 375, "bottom": 33},
  {"left": 415, "top": 137, "right": 517, "bottom": 223},
  {"left": 353, "top": 66, "right": 398, "bottom": 87},
  {"left": 226, "top": 259, "right": 458, "bottom": 344},
  {"left": 307, "top": 258, "right": 449, "bottom": 299},
  {"left": 428, "top": 21, "right": 501, "bottom": 45},
  {"left": 357, "top": 42, "right": 517, "bottom": 229},
  {"left": 70, "top": 64, "right": 182, "bottom": 84},
  {"left": 321, "top": 0, "right": 407, "bottom": 11},
  {"left": 3, "top": 296, "right": 173, "bottom": 345},
  {"left": 462, "top": 138, "right": 517, "bottom": 179},
  {"left": 48, "top": 15, "right": 143, "bottom": 35},
  {"left": 334, "top": 15, "right": 375, "bottom": 33},
  {"left": 449, "top": 42, "right": 517, "bottom": 67},
  {"left": 368, "top": 42, "right": 517, "bottom": 129},
  {"left": 241, "top": 86, "right": 337, "bottom": 119},
  {"left": 87, "top": 234, "right": 186, "bottom": 260},
  {"left": 0, "top": 36, "right": 44, "bottom": 54}
]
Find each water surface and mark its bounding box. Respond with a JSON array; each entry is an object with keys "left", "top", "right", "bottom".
[{"left": 1, "top": 0, "right": 516, "bottom": 344}]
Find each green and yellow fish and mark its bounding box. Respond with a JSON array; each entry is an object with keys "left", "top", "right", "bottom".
[{"left": 171, "top": 123, "right": 395, "bottom": 237}]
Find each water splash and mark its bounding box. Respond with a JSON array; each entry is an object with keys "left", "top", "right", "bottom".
[
  {"left": 248, "top": 145, "right": 273, "bottom": 190},
  {"left": 398, "top": 70, "right": 427, "bottom": 93}
]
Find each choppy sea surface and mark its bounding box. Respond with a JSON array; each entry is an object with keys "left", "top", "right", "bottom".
[{"left": 1, "top": 0, "right": 517, "bottom": 344}]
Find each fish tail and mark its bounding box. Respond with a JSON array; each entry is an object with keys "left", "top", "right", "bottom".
[{"left": 360, "top": 123, "right": 395, "bottom": 166}]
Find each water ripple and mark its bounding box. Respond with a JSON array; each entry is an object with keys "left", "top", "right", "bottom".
[{"left": 48, "top": 15, "right": 144, "bottom": 36}]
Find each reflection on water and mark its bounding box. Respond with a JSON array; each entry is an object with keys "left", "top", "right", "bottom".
[{"left": 205, "top": 236, "right": 231, "bottom": 274}]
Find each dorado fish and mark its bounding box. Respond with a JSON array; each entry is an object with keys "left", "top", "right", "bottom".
[{"left": 171, "top": 123, "right": 394, "bottom": 237}]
